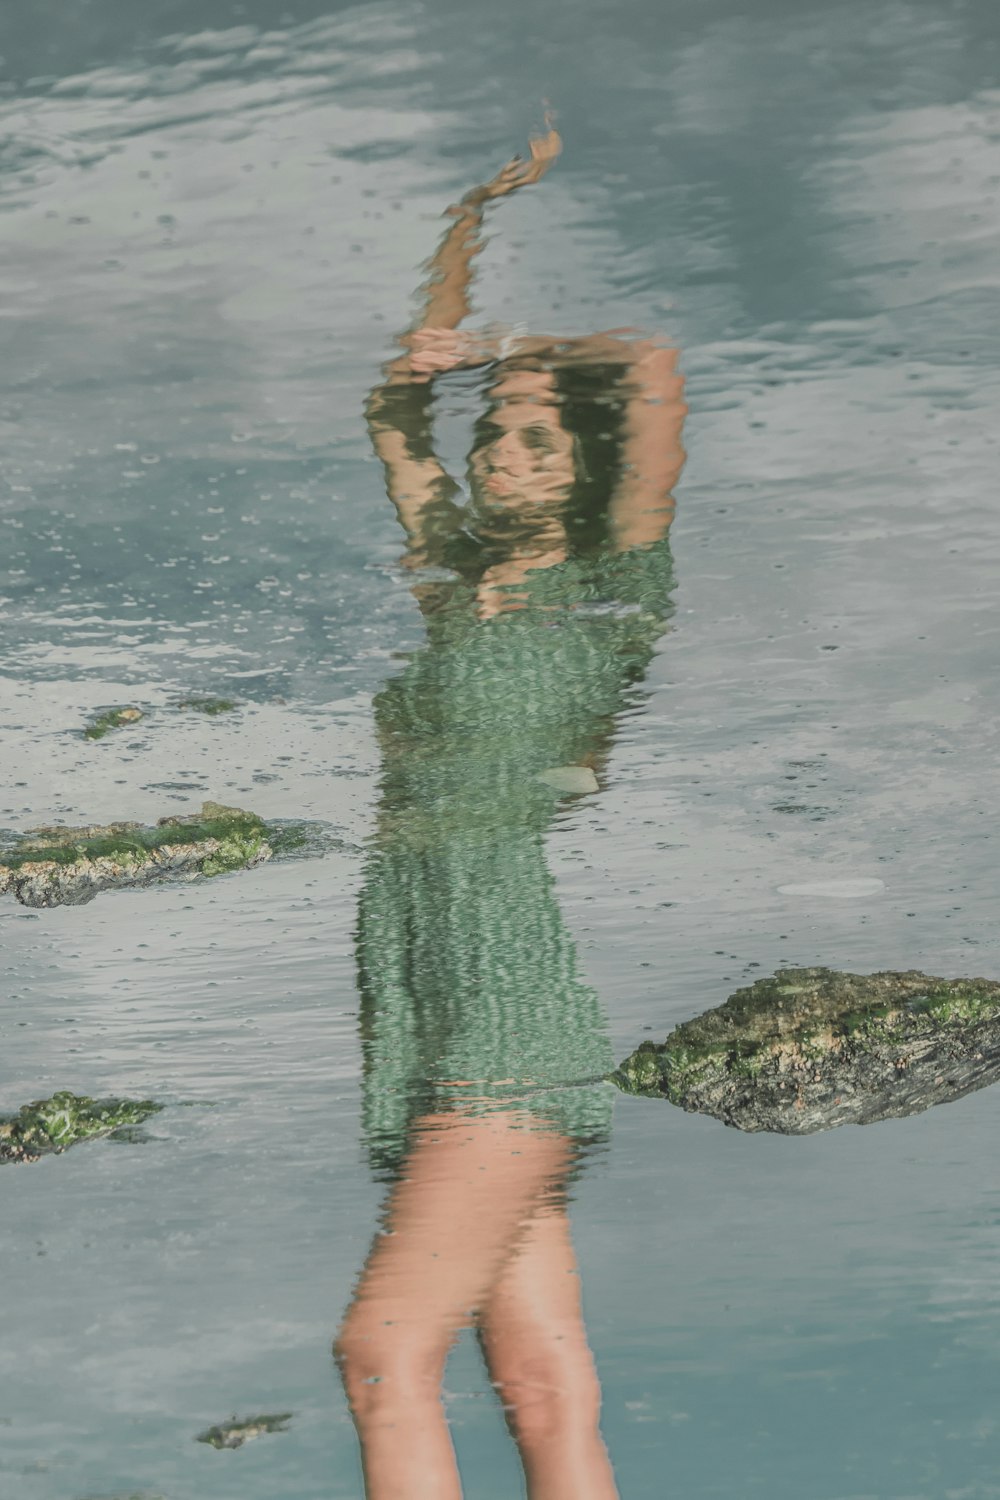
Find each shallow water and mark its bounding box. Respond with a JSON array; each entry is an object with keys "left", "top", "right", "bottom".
[{"left": 2, "top": 1, "right": 1000, "bottom": 1496}]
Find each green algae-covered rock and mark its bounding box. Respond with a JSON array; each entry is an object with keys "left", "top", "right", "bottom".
[
  {"left": 196, "top": 1413, "right": 293, "bottom": 1449},
  {"left": 0, "top": 801, "right": 278, "bottom": 907},
  {"left": 83, "top": 706, "right": 145, "bottom": 739},
  {"left": 612, "top": 967, "right": 1000, "bottom": 1134},
  {"left": 0, "top": 1091, "right": 162, "bottom": 1164},
  {"left": 175, "top": 697, "right": 239, "bottom": 715}
]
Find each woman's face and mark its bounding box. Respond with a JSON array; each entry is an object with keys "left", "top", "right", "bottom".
[{"left": 469, "top": 422, "right": 576, "bottom": 507}]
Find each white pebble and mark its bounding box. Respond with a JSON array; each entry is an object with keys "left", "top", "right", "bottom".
[{"left": 535, "top": 765, "right": 599, "bottom": 795}]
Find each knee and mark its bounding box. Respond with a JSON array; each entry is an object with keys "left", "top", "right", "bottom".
[
  {"left": 335, "top": 1314, "right": 446, "bottom": 1424},
  {"left": 496, "top": 1354, "right": 603, "bottom": 1445}
]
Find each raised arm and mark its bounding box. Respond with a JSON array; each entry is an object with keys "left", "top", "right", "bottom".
[
  {"left": 364, "top": 378, "right": 460, "bottom": 567},
  {"left": 607, "top": 341, "right": 686, "bottom": 552},
  {"left": 411, "top": 126, "right": 562, "bottom": 337},
  {"left": 366, "top": 128, "right": 563, "bottom": 560}
]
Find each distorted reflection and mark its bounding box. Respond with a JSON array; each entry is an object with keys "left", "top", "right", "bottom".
[{"left": 336, "top": 128, "right": 686, "bottom": 1499}]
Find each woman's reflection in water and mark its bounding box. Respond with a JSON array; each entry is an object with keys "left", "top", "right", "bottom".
[{"left": 336, "top": 129, "right": 686, "bottom": 1499}]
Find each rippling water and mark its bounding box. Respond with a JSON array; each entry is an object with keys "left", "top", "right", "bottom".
[{"left": 2, "top": 1, "right": 1000, "bottom": 1496}]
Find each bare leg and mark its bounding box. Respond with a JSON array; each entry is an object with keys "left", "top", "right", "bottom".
[
  {"left": 335, "top": 1111, "right": 571, "bottom": 1500},
  {"left": 480, "top": 1207, "right": 620, "bottom": 1500}
]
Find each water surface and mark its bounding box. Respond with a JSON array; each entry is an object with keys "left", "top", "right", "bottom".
[{"left": 2, "top": 1, "right": 1000, "bottom": 1496}]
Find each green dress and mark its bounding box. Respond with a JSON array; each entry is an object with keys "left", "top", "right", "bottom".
[{"left": 356, "top": 538, "right": 674, "bottom": 1176}]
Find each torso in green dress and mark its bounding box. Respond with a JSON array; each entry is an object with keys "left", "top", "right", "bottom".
[{"left": 356, "top": 537, "right": 674, "bottom": 1176}]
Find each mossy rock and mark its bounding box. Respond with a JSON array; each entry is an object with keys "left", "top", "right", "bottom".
[
  {"left": 83, "top": 706, "right": 145, "bottom": 740},
  {"left": 612, "top": 967, "right": 1000, "bottom": 1134},
  {"left": 0, "top": 1091, "right": 161, "bottom": 1164},
  {"left": 196, "top": 1413, "right": 293, "bottom": 1449},
  {"left": 175, "top": 697, "right": 239, "bottom": 715},
  {"left": 0, "top": 801, "right": 302, "bottom": 907}
]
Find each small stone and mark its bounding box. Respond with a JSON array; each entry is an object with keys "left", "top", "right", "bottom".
[
  {"left": 83, "top": 706, "right": 145, "bottom": 740},
  {"left": 196, "top": 1413, "right": 293, "bottom": 1449},
  {"left": 535, "top": 765, "right": 599, "bottom": 795}
]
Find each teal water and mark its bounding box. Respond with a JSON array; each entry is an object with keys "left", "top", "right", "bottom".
[{"left": 2, "top": 2, "right": 1000, "bottom": 1496}]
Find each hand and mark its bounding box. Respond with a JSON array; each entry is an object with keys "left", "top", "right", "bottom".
[
  {"left": 460, "top": 124, "right": 563, "bottom": 210},
  {"left": 407, "top": 328, "right": 498, "bottom": 374}
]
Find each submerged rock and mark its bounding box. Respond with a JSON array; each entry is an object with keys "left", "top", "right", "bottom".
[
  {"left": 0, "top": 801, "right": 280, "bottom": 907},
  {"left": 175, "top": 697, "right": 239, "bottom": 715},
  {"left": 196, "top": 1413, "right": 293, "bottom": 1449},
  {"left": 83, "top": 706, "right": 145, "bottom": 740},
  {"left": 77, "top": 1493, "right": 167, "bottom": 1500},
  {"left": 0, "top": 1091, "right": 161, "bottom": 1164},
  {"left": 612, "top": 967, "right": 1000, "bottom": 1134}
]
